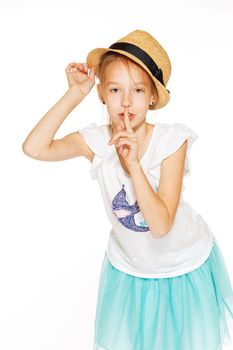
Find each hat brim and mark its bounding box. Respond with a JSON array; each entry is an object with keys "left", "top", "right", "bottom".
[{"left": 86, "top": 47, "right": 170, "bottom": 110}]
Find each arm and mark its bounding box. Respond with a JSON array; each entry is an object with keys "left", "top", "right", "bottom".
[
  {"left": 22, "top": 62, "right": 95, "bottom": 160},
  {"left": 128, "top": 140, "right": 188, "bottom": 239}
]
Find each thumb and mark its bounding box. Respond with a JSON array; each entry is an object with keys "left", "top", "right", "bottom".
[{"left": 89, "top": 67, "right": 95, "bottom": 81}]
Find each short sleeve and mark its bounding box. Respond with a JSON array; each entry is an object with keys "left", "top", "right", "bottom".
[
  {"left": 148, "top": 123, "right": 198, "bottom": 178},
  {"left": 78, "top": 123, "right": 107, "bottom": 180}
]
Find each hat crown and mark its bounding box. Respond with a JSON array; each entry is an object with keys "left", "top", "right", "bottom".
[
  {"left": 86, "top": 29, "right": 171, "bottom": 109},
  {"left": 115, "top": 30, "right": 171, "bottom": 85}
]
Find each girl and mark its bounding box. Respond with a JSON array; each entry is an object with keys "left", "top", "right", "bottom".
[{"left": 22, "top": 30, "right": 233, "bottom": 350}]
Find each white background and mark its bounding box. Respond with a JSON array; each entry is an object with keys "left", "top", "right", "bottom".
[{"left": 0, "top": 0, "right": 233, "bottom": 349}]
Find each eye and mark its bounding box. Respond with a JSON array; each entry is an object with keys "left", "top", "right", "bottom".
[
  {"left": 110, "top": 88, "right": 119, "bottom": 93},
  {"left": 135, "top": 88, "right": 144, "bottom": 93}
]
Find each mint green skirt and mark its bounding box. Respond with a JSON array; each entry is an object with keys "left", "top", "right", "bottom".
[{"left": 94, "top": 238, "right": 233, "bottom": 350}]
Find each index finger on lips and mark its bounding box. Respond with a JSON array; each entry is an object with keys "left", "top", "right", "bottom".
[{"left": 124, "top": 109, "right": 133, "bottom": 132}]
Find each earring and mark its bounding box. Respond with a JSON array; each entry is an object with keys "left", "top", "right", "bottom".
[
  {"left": 103, "top": 101, "right": 105, "bottom": 105},
  {"left": 150, "top": 100, "right": 155, "bottom": 106}
]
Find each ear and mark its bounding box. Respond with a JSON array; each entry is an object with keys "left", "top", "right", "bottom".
[
  {"left": 151, "top": 83, "right": 158, "bottom": 102},
  {"left": 150, "top": 96, "right": 157, "bottom": 105},
  {"left": 150, "top": 91, "right": 158, "bottom": 105},
  {"left": 97, "top": 83, "right": 105, "bottom": 103}
]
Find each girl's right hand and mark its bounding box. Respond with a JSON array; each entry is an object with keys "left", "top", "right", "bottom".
[{"left": 65, "top": 62, "right": 95, "bottom": 96}]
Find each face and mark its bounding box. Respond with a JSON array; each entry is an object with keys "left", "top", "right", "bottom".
[{"left": 98, "top": 60, "right": 155, "bottom": 130}]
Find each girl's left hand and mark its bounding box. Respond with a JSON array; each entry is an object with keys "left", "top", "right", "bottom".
[{"left": 108, "top": 108, "right": 140, "bottom": 171}]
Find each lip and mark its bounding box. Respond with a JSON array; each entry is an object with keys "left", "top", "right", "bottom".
[{"left": 118, "top": 113, "right": 135, "bottom": 121}]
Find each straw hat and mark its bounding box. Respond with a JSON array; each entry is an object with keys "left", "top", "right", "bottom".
[{"left": 86, "top": 30, "right": 171, "bottom": 110}]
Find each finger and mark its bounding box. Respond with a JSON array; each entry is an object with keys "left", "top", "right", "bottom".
[
  {"left": 76, "top": 63, "right": 86, "bottom": 72},
  {"left": 115, "top": 139, "right": 136, "bottom": 148},
  {"left": 66, "top": 62, "right": 76, "bottom": 68},
  {"left": 83, "top": 63, "right": 88, "bottom": 72},
  {"left": 65, "top": 62, "right": 76, "bottom": 72},
  {"left": 122, "top": 107, "right": 128, "bottom": 130},
  {"left": 124, "top": 108, "right": 133, "bottom": 132},
  {"left": 66, "top": 67, "right": 77, "bottom": 74},
  {"left": 109, "top": 130, "right": 128, "bottom": 144},
  {"left": 88, "top": 67, "right": 95, "bottom": 80},
  {"left": 118, "top": 145, "right": 125, "bottom": 154},
  {"left": 118, "top": 144, "right": 125, "bottom": 154},
  {"left": 116, "top": 139, "right": 134, "bottom": 155}
]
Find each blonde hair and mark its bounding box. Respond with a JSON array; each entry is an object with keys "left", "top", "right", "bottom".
[{"left": 97, "top": 51, "right": 158, "bottom": 97}]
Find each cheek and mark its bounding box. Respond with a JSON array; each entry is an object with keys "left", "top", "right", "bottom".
[
  {"left": 105, "top": 98, "right": 118, "bottom": 113},
  {"left": 106, "top": 94, "right": 120, "bottom": 105},
  {"left": 136, "top": 94, "right": 150, "bottom": 105}
]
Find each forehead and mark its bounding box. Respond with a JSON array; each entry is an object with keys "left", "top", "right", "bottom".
[{"left": 103, "top": 59, "right": 151, "bottom": 84}]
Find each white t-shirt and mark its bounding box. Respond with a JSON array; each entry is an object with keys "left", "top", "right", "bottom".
[{"left": 79, "top": 122, "right": 214, "bottom": 278}]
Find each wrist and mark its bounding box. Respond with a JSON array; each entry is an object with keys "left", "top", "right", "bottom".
[
  {"left": 127, "top": 162, "right": 142, "bottom": 174},
  {"left": 65, "top": 87, "right": 86, "bottom": 105}
]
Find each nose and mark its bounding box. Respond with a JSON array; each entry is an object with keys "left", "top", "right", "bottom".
[{"left": 121, "top": 91, "right": 132, "bottom": 108}]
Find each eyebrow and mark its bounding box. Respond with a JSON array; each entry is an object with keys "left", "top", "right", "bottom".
[{"left": 106, "top": 82, "right": 147, "bottom": 86}]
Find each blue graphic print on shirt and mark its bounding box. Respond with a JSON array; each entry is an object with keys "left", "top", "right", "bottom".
[{"left": 111, "top": 184, "right": 153, "bottom": 232}]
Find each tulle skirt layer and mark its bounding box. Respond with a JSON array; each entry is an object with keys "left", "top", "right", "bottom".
[{"left": 93, "top": 238, "right": 233, "bottom": 350}]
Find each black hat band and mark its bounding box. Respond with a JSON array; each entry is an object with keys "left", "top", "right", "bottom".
[{"left": 109, "top": 42, "right": 168, "bottom": 92}]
